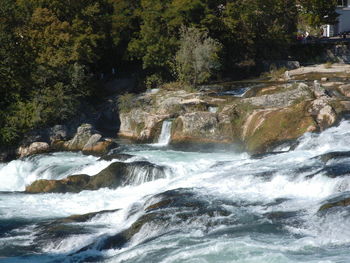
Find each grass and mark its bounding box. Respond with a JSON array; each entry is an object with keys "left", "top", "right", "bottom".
[
  {"left": 117, "top": 93, "right": 136, "bottom": 113},
  {"left": 261, "top": 66, "right": 287, "bottom": 81}
]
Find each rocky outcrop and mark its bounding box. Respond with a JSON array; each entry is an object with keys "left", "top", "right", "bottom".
[
  {"left": 242, "top": 102, "right": 317, "bottom": 153},
  {"left": 118, "top": 73, "right": 350, "bottom": 153},
  {"left": 16, "top": 123, "right": 118, "bottom": 158},
  {"left": 25, "top": 161, "right": 167, "bottom": 193},
  {"left": 338, "top": 84, "right": 350, "bottom": 97},
  {"left": 17, "top": 142, "right": 50, "bottom": 158},
  {"left": 242, "top": 83, "right": 312, "bottom": 108}
]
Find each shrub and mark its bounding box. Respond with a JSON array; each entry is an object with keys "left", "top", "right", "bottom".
[{"left": 175, "top": 27, "right": 222, "bottom": 87}]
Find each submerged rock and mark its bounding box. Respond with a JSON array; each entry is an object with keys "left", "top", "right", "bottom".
[
  {"left": 319, "top": 196, "right": 350, "bottom": 212},
  {"left": 98, "top": 153, "right": 134, "bottom": 161},
  {"left": 315, "top": 151, "right": 350, "bottom": 163},
  {"left": 33, "top": 209, "right": 119, "bottom": 249},
  {"left": 25, "top": 161, "right": 167, "bottom": 193},
  {"left": 78, "top": 188, "right": 233, "bottom": 252}
]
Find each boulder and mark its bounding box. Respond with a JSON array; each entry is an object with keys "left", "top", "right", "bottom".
[
  {"left": 319, "top": 196, "right": 350, "bottom": 212},
  {"left": 33, "top": 209, "right": 119, "bottom": 250},
  {"left": 78, "top": 188, "right": 233, "bottom": 252},
  {"left": 338, "top": 84, "right": 350, "bottom": 97},
  {"left": 0, "top": 147, "right": 17, "bottom": 162},
  {"left": 25, "top": 161, "right": 167, "bottom": 193},
  {"left": 242, "top": 83, "right": 312, "bottom": 108},
  {"left": 242, "top": 102, "right": 317, "bottom": 153},
  {"left": 26, "top": 174, "right": 91, "bottom": 193},
  {"left": 171, "top": 112, "right": 236, "bottom": 144},
  {"left": 17, "top": 142, "right": 50, "bottom": 158},
  {"left": 64, "top": 124, "right": 96, "bottom": 151},
  {"left": 309, "top": 98, "right": 337, "bottom": 130}
]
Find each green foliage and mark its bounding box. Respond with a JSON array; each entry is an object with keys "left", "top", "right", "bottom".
[
  {"left": 175, "top": 27, "right": 221, "bottom": 86},
  {"left": 145, "top": 74, "right": 164, "bottom": 89},
  {"left": 297, "top": 0, "right": 338, "bottom": 28}
]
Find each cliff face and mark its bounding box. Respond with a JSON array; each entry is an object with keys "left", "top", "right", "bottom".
[{"left": 119, "top": 64, "right": 350, "bottom": 154}]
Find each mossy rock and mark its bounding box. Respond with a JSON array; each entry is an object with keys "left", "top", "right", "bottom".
[{"left": 244, "top": 102, "right": 317, "bottom": 153}]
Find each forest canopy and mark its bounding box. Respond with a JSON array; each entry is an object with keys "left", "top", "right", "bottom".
[{"left": 0, "top": 0, "right": 338, "bottom": 146}]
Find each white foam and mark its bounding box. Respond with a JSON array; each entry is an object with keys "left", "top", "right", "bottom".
[{"left": 0, "top": 152, "right": 109, "bottom": 191}]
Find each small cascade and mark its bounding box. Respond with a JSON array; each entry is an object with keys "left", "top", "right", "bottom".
[
  {"left": 156, "top": 120, "right": 173, "bottom": 146},
  {"left": 123, "top": 162, "right": 168, "bottom": 186}
]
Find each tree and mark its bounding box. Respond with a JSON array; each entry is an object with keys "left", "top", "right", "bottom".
[
  {"left": 175, "top": 27, "right": 221, "bottom": 86},
  {"left": 297, "top": 0, "right": 338, "bottom": 28}
]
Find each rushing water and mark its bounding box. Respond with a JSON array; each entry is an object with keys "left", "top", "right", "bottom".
[
  {"left": 2, "top": 121, "right": 350, "bottom": 262},
  {"left": 155, "top": 120, "right": 173, "bottom": 146}
]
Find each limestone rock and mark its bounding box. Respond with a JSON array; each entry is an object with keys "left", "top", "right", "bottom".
[
  {"left": 82, "top": 139, "right": 117, "bottom": 156},
  {"left": 171, "top": 112, "right": 235, "bottom": 144},
  {"left": 338, "top": 84, "right": 350, "bottom": 97},
  {"left": 242, "top": 83, "right": 311, "bottom": 108},
  {"left": 64, "top": 124, "right": 96, "bottom": 151},
  {"left": 17, "top": 142, "right": 50, "bottom": 158},
  {"left": 309, "top": 98, "right": 337, "bottom": 130},
  {"left": 242, "top": 102, "right": 317, "bottom": 153}
]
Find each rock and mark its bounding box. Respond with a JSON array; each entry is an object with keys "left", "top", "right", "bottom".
[
  {"left": 48, "top": 125, "right": 69, "bottom": 142},
  {"left": 78, "top": 188, "right": 233, "bottom": 252},
  {"left": 309, "top": 98, "right": 337, "bottom": 130},
  {"left": 57, "top": 209, "right": 120, "bottom": 224},
  {"left": 319, "top": 196, "right": 350, "bottom": 212},
  {"left": 314, "top": 151, "right": 350, "bottom": 163},
  {"left": 82, "top": 140, "right": 117, "bottom": 156},
  {"left": 17, "top": 142, "right": 50, "bottom": 158},
  {"left": 26, "top": 174, "right": 91, "bottom": 193},
  {"left": 33, "top": 209, "right": 119, "bottom": 251},
  {"left": 25, "top": 161, "right": 167, "bottom": 193},
  {"left": 64, "top": 124, "right": 96, "bottom": 151},
  {"left": 119, "top": 110, "right": 170, "bottom": 142},
  {"left": 171, "top": 112, "right": 236, "bottom": 144},
  {"left": 83, "top": 134, "right": 102, "bottom": 149},
  {"left": 242, "top": 83, "right": 312, "bottom": 108},
  {"left": 0, "top": 147, "right": 16, "bottom": 162},
  {"left": 242, "top": 102, "right": 317, "bottom": 153},
  {"left": 98, "top": 153, "right": 134, "bottom": 161},
  {"left": 321, "top": 77, "right": 329, "bottom": 82},
  {"left": 338, "top": 84, "right": 350, "bottom": 97},
  {"left": 312, "top": 80, "right": 328, "bottom": 98}
]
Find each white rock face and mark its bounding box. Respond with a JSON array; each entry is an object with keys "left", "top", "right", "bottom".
[{"left": 18, "top": 142, "right": 50, "bottom": 158}]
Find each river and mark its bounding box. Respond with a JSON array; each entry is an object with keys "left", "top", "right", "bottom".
[{"left": 1, "top": 120, "right": 350, "bottom": 262}]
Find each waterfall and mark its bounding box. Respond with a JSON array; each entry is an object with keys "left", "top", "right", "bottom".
[{"left": 156, "top": 120, "right": 173, "bottom": 146}]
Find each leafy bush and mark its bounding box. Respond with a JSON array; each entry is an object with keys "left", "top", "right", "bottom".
[{"left": 175, "top": 27, "right": 222, "bottom": 87}]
